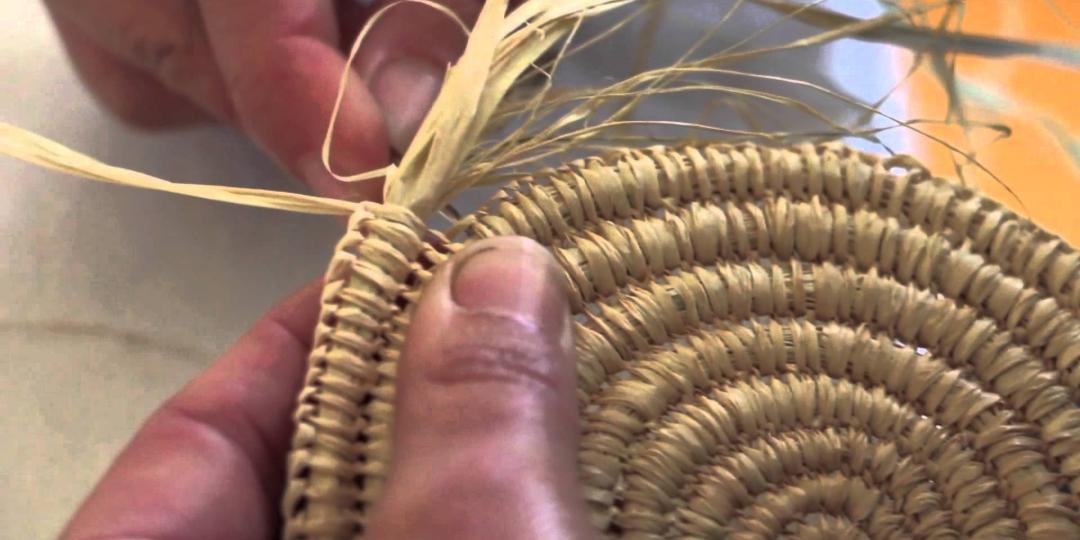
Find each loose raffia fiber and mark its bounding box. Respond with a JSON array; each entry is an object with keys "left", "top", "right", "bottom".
[{"left": 283, "top": 141, "right": 1080, "bottom": 539}]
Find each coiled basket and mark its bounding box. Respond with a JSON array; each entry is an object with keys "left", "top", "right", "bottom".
[{"left": 282, "top": 142, "right": 1080, "bottom": 539}]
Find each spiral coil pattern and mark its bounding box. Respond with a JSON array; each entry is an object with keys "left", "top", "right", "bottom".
[{"left": 284, "top": 142, "right": 1080, "bottom": 539}]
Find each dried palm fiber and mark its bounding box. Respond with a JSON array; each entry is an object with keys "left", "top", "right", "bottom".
[{"left": 2, "top": 0, "right": 1080, "bottom": 539}]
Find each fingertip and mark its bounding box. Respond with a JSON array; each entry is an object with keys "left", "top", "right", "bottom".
[
  {"left": 355, "top": 0, "right": 479, "bottom": 154},
  {"left": 369, "top": 236, "right": 590, "bottom": 539},
  {"left": 294, "top": 67, "right": 390, "bottom": 200},
  {"left": 281, "top": 62, "right": 389, "bottom": 200},
  {"left": 199, "top": 1, "right": 390, "bottom": 201},
  {"left": 451, "top": 237, "right": 568, "bottom": 326},
  {"left": 409, "top": 236, "right": 575, "bottom": 406},
  {"left": 367, "top": 56, "right": 443, "bottom": 153}
]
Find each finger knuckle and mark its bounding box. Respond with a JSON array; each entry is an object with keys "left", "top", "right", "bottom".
[
  {"left": 86, "top": 84, "right": 192, "bottom": 131},
  {"left": 125, "top": 31, "right": 192, "bottom": 89},
  {"left": 433, "top": 330, "right": 560, "bottom": 393},
  {"left": 153, "top": 398, "right": 239, "bottom": 458},
  {"left": 102, "top": 7, "right": 205, "bottom": 93},
  {"left": 100, "top": 98, "right": 177, "bottom": 130}
]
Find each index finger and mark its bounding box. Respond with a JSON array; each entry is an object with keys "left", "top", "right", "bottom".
[{"left": 198, "top": 0, "right": 387, "bottom": 200}]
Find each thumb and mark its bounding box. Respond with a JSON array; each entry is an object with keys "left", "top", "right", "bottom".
[{"left": 366, "top": 236, "right": 594, "bottom": 539}]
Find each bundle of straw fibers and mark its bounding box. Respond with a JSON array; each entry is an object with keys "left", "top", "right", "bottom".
[{"left": 2, "top": 0, "right": 1080, "bottom": 538}]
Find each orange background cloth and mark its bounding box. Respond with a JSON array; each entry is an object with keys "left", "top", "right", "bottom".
[{"left": 905, "top": 1, "right": 1079, "bottom": 244}]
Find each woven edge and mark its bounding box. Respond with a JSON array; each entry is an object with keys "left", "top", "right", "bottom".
[{"left": 282, "top": 203, "right": 429, "bottom": 539}]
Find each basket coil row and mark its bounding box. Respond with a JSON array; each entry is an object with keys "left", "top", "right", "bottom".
[{"left": 283, "top": 142, "right": 1080, "bottom": 539}]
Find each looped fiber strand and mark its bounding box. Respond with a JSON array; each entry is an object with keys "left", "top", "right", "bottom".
[{"left": 284, "top": 141, "right": 1080, "bottom": 539}]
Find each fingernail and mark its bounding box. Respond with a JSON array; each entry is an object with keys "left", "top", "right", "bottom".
[
  {"left": 368, "top": 57, "right": 443, "bottom": 154},
  {"left": 449, "top": 237, "right": 568, "bottom": 335}
]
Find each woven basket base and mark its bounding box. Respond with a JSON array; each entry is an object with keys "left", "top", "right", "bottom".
[{"left": 283, "top": 142, "right": 1080, "bottom": 539}]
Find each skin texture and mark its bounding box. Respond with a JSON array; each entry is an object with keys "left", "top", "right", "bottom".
[
  {"left": 45, "top": 0, "right": 486, "bottom": 200},
  {"left": 60, "top": 236, "right": 595, "bottom": 540}
]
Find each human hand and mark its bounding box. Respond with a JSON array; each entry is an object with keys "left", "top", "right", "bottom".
[
  {"left": 60, "top": 236, "right": 595, "bottom": 540},
  {"left": 45, "top": 0, "right": 481, "bottom": 200}
]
